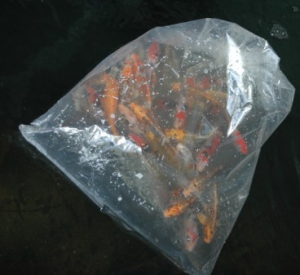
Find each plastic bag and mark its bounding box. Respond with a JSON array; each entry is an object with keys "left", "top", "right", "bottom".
[{"left": 19, "top": 19, "right": 294, "bottom": 275}]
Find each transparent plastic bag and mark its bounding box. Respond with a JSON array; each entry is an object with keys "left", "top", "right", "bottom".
[{"left": 19, "top": 19, "right": 294, "bottom": 275}]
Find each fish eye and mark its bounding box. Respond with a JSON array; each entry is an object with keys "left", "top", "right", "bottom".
[{"left": 202, "top": 150, "right": 209, "bottom": 157}]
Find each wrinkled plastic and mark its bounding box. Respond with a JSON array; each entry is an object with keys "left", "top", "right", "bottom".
[{"left": 19, "top": 19, "right": 294, "bottom": 275}]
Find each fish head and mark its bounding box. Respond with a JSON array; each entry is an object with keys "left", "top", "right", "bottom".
[{"left": 183, "top": 212, "right": 199, "bottom": 252}]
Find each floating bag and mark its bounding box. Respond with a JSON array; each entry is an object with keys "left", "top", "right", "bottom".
[{"left": 20, "top": 19, "right": 294, "bottom": 275}]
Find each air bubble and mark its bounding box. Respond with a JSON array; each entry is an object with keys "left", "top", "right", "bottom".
[{"left": 135, "top": 173, "right": 143, "bottom": 179}]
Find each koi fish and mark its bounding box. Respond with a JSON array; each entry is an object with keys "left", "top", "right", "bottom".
[
  {"left": 174, "top": 93, "right": 187, "bottom": 130},
  {"left": 121, "top": 58, "right": 133, "bottom": 81},
  {"left": 183, "top": 165, "right": 222, "bottom": 197},
  {"left": 131, "top": 53, "right": 152, "bottom": 108},
  {"left": 165, "top": 128, "right": 216, "bottom": 147},
  {"left": 118, "top": 103, "right": 146, "bottom": 136},
  {"left": 130, "top": 102, "right": 152, "bottom": 124},
  {"left": 120, "top": 53, "right": 151, "bottom": 108},
  {"left": 197, "top": 182, "right": 218, "bottom": 243},
  {"left": 99, "top": 73, "right": 119, "bottom": 136},
  {"left": 182, "top": 177, "right": 207, "bottom": 198},
  {"left": 198, "top": 89, "right": 227, "bottom": 108},
  {"left": 145, "top": 125, "right": 180, "bottom": 169},
  {"left": 232, "top": 130, "right": 248, "bottom": 154},
  {"left": 174, "top": 111, "right": 187, "bottom": 129},
  {"left": 172, "top": 85, "right": 187, "bottom": 129},
  {"left": 175, "top": 111, "right": 187, "bottom": 121},
  {"left": 129, "top": 102, "right": 159, "bottom": 131},
  {"left": 118, "top": 103, "right": 137, "bottom": 126},
  {"left": 183, "top": 211, "right": 200, "bottom": 252},
  {"left": 148, "top": 42, "right": 160, "bottom": 65},
  {"left": 128, "top": 133, "right": 148, "bottom": 149},
  {"left": 163, "top": 197, "right": 196, "bottom": 218},
  {"left": 176, "top": 143, "right": 194, "bottom": 168},
  {"left": 147, "top": 42, "right": 160, "bottom": 90},
  {"left": 196, "top": 131, "right": 222, "bottom": 172},
  {"left": 86, "top": 86, "right": 97, "bottom": 104},
  {"left": 187, "top": 87, "right": 248, "bottom": 154}
]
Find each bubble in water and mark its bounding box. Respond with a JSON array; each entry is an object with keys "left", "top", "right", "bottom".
[
  {"left": 135, "top": 173, "right": 143, "bottom": 179},
  {"left": 118, "top": 196, "right": 123, "bottom": 202},
  {"left": 270, "top": 23, "right": 288, "bottom": 40}
]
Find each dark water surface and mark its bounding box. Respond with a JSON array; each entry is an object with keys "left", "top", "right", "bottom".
[{"left": 1, "top": 1, "right": 300, "bottom": 274}]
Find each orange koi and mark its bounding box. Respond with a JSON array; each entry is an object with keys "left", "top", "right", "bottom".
[
  {"left": 121, "top": 58, "right": 133, "bottom": 81},
  {"left": 199, "top": 90, "right": 226, "bottom": 107},
  {"left": 165, "top": 128, "right": 186, "bottom": 142},
  {"left": 163, "top": 197, "right": 196, "bottom": 218},
  {"left": 165, "top": 128, "right": 215, "bottom": 147},
  {"left": 129, "top": 102, "right": 156, "bottom": 128},
  {"left": 197, "top": 182, "right": 218, "bottom": 243},
  {"left": 120, "top": 53, "right": 152, "bottom": 108},
  {"left": 99, "top": 73, "right": 119, "bottom": 136},
  {"left": 182, "top": 177, "right": 206, "bottom": 198},
  {"left": 145, "top": 125, "right": 180, "bottom": 169},
  {"left": 183, "top": 165, "right": 222, "bottom": 197}
]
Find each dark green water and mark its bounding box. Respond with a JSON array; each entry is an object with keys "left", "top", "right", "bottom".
[{"left": 1, "top": 1, "right": 300, "bottom": 274}]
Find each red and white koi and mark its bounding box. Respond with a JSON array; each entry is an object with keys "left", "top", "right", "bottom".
[
  {"left": 231, "top": 129, "right": 248, "bottom": 154},
  {"left": 174, "top": 91, "right": 187, "bottom": 130},
  {"left": 196, "top": 130, "right": 222, "bottom": 172},
  {"left": 183, "top": 211, "right": 200, "bottom": 252},
  {"left": 148, "top": 42, "right": 161, "bottom": 65}
]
